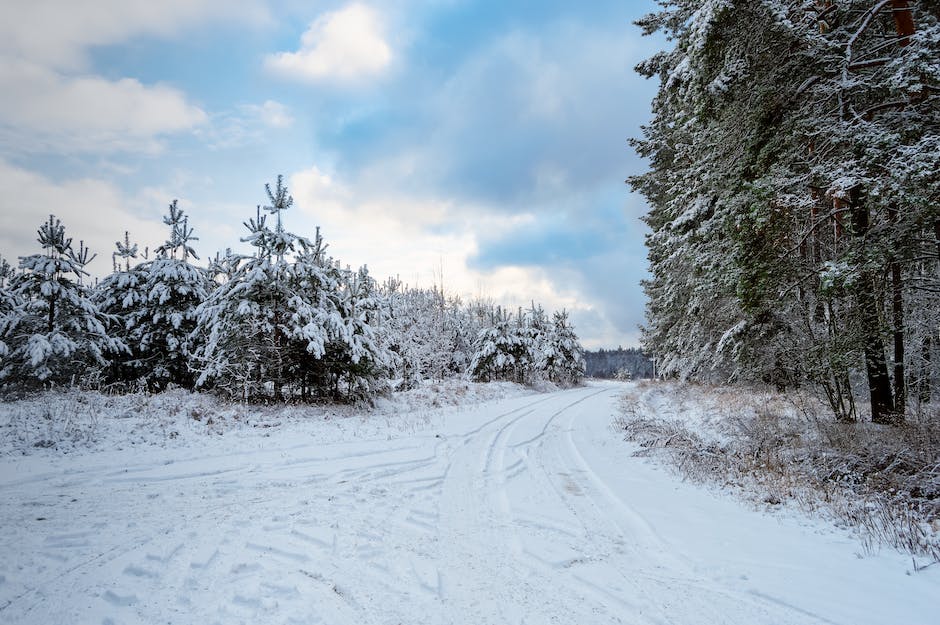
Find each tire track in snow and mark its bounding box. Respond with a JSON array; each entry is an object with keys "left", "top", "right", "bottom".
[
  {"left": 432, "top": 386, "right": 643, "bottom": 625},
  {"left": 498, "top": 387, "right": 668, "bottom": 624},
  {"left": 537, "top": 391, "right": 838, "bottom": 625},
  {"left": 3, "top": 384, "right": 901, "bottom": 624}
]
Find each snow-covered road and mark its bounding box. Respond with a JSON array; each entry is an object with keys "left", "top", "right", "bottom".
[{"left": 1, "top": 383, "right": 937, "bottom": 624}]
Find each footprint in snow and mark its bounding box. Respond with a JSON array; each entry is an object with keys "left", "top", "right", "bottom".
[{"left": 102, "top": 590, "right": 138, "bottom": 607}]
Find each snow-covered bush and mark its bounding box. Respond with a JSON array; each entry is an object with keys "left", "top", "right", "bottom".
[
  {"left": 382, "top": 280, "right": 481, "bottom": 387},
  {"left": 619, "top": 381, "right": 940, "bottom": 563},
  {"left": 0, "top": 216, "right": 125, "bottom": 392}
]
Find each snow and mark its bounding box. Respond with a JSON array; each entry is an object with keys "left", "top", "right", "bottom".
[{"left": 0, "top": 381, "right": 937, "bottom": 624}]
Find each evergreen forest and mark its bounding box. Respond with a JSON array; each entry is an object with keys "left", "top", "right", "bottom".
[{"left": 631, "top": 0, "right": 939, "bottom": 424}]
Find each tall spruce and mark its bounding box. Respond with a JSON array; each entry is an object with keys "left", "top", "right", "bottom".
[{"left": 632, "top": 0, "right": 940, "bottom": 421}]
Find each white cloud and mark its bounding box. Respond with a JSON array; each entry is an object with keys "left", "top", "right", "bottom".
[
  {"left": 290, "top": 165, "right": 468, "bottom": 286},
  {"left": 0, "top": 0, "right": 268, "bottom": 155},
  {"left": 247, "top": 100, "right": 294, "bottom": 129},
  {"left": 0, "top": 61, "right": 207, "bottom": 155},
  {"left": 0, "top": 0, "right": 269, "bottom": 71},
  {"left": 369, "top": 25, "right": 650, "bottom": 206},
  {"left": 265, "top": 3, "right": 392, "bottom": 84},
  {"left": 195, "top": 100, "right": 294, "bottom": 150},
  {"left": 288, "top": 164, "right": 595, "bottom": 335},
  {"left": 0, "top": 160, "right": 167, "bottom": 278}
]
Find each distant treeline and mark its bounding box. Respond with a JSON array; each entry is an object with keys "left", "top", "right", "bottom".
[{"left": 584, "top": 347, "right": 653, "bottom": 379}]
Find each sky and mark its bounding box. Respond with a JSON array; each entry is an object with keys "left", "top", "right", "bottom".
[{"left": 0, "top": 0, "right": 662, "bottom": 349}]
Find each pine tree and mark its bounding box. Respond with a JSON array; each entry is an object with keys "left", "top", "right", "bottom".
[
  {"left": 0, "top": 256, "right": 21, "bottom": 366},
  {"left": 193, "top": 202, "right": 301, "bottom": 399},
  {"left": 97, "top": 202, "right": 211, "bottom": 390},
  {"left": 541, "top": 310, "right": 586, "bottom": 387},
  {"left": 382, "top": 278, "right": 426, "bottom": 389},
  {"left": 327, "top": 265, "right": 396, "bottom": 401},
  {"left": 208, "top": 248, "right": 240, "bottom": 283},
  {"left": 631, "top": 0, "right": 939, "bottom": 422},
  {"left": 441, "top": 293, "right": 480, "bottom": 377},
  {"left": 525, "top": 302, "right": 550, "bottom": 375},
  {"left": 94, "top": 232, "right": 149, "bottom": 385},
  {"left": 0, "top": 216, "right": 125, "bottom": 390},
  {"left": 141, "top": 202, "right": 210, "bottom": 388},
  {"left": 469, "top": 307, "right": 533, "bottom": 384},
  {"left": 0, "top": 255, "right": 16, "bottom": 317},
  {"left": 192, "top": 176, "right": 393, "bottom": 402}
]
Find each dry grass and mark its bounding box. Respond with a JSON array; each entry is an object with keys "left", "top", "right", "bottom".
[
  {"left": 618, "top": 381, "right": 940, "bottom": 568},
  {"left": 0, "top": 380, "right": 531, "bottom": 456}
]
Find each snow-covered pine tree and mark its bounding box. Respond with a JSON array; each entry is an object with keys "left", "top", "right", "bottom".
[
  {"left": 469, "top": 307, "right": 533, "bottom": 384},
  {"left": 208, "top": 248, "right": 240, "bottom": 284},
  {"left": 631, "top": 0, "right": 799, "bottom": 386},
  {"left": 525, "top": 303, "right": 550, "bottom": 376},
  {"left": 808, "top": 0, "right": 940, "bottom": 423},
  {"left": 277, "top": 232, "right": 392, "bottom": 402},
  {"left": 381, "top": 280, "right": 475, "bottom": 387},
  {"left": 412, "top": 285, "right": 454, "bottom": 381},
  {"left": 0, "top": 216, "right": 125, "bottom": 391},
  {"left": 631, "top": 0, "right": 939, "bottom": 422},
  {"left": 326, "top": 265, "right": 396, "bottom": 401},
  {"left": 99, "top": 202, "right": 211, "bottom": 390},
  {"left": 194, "top": 179, "right": 305, "bottom": 400},
  {"left": 141, "top": 201, "right": 211, "bottom": 388},
  {"left": 94, "top": 231, "right": 148, "bottom": 385},
  {"left": 541, "top": 310, "right": 586, "bottom": 387},
  {"left": 193, "top": 176, "right": 392, "bottom": 402},
  {"left": 0, "top": 255, "right": 16, "bottom": 315},
  {"left": 0, "top": 256, "right": 20, "bottom": 363},
  {"left": 442, "top": 293, "right": 480, "bottom": 377},
  {"left": 273, "top": 228, "right": 345, "bottom": 400},
  {"left": 112, "top": 230, "right": 139, "bottom": 272},
  {"left": 381, "top": 278, "right": 424, "bottom": 389}
]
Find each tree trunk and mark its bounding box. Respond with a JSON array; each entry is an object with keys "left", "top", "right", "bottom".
[
  {"left": 849, "top": 186, "right": 896, "bottom": 424},
  {"left": 47, "top": 293, "right": 55, "bottom": 334},
  {"left": 926, "top": 218, "right": 940, "bottom": 404},
  {"left": 920, "top": 335, "right": 932, "bottom": 405},
  {"left": 826, "top": 299, "right": 857, "bottom": 422},
  {"left": 890, "top": 1, "right": 916, "bottom": 46},
  {"left": 891, "top": 259, "right": 905, "bottom": 417},
  {"left": 934, "top": 217, "right": 940, "bottom": 260},
  {"left": 888, "top": 205, "right": 905, "bottom": 419},
  {"left": 859, "top": 280, "right": 896, "bottom": 423}
]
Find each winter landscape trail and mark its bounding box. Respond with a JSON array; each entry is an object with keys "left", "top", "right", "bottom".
[{"left": 0, "top": 382, "right": 937, "bottom": 624}]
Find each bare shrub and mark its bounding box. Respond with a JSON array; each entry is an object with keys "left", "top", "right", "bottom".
[
  {"left": 2, "top": 390, "right": 102, "bottom": 449},
  {"left": 618, "top": 382, "right": 940, "bottom": 565}
]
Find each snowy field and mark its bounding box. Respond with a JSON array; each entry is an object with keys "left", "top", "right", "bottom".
[{"left": 0, "top": 381, "right": 937, "bottom": 624}]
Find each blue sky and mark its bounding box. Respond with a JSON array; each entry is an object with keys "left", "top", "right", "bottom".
[{"left": 0, "top": 0, "right": 661, "bottom": 348}]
